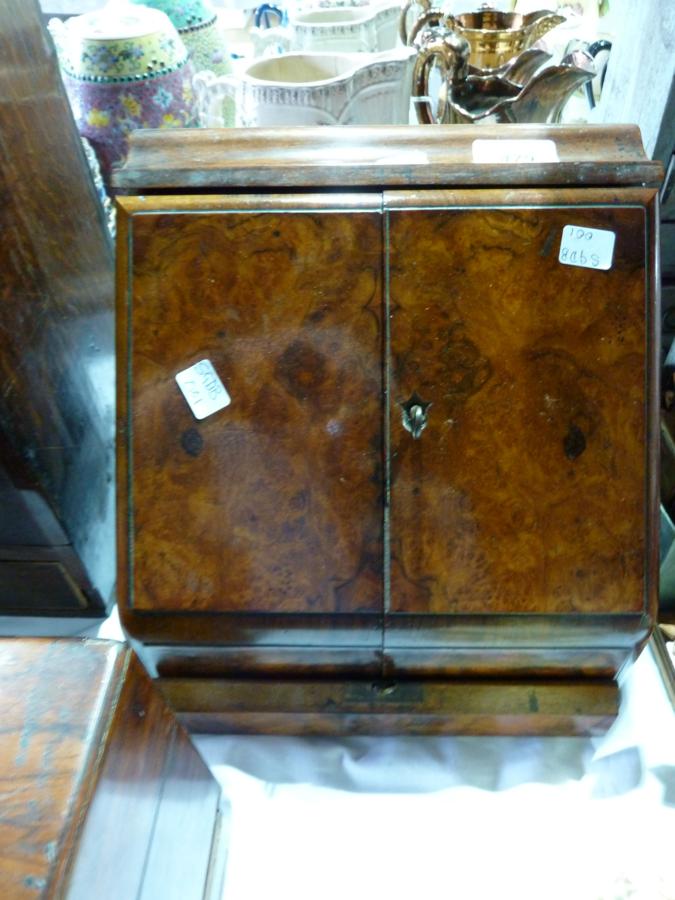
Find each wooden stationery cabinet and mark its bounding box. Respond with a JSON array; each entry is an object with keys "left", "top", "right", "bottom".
[{"left": 114, "top": 125, "right": 662, "bottom": 734}]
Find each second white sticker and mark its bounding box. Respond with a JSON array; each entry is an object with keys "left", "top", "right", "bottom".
[{"left": 558, "top": 224, "right": 616, "bottom": 271}]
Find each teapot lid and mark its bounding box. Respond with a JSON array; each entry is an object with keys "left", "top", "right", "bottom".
[
  {"left": 128, "top": 0, "right": 216, "bottom": 31},
  {"left": 67, "top": 2, "right": 176, "bottom": 41}
]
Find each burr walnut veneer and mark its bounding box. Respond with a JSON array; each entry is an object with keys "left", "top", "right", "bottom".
[{"left": 114, "top": 125, "right": 662, "bottom": 734}]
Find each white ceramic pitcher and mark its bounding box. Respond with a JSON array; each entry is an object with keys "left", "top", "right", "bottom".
[
  {"left": 252, "top": 2, "right": 401, "bottom": 55},
  {"left": 194, "top": 47, "right": 415, "bottom": 127}
]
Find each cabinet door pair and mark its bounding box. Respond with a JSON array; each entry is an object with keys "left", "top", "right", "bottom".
[{"left": 118, "top": 190, "right": 651, "bottom": 639}]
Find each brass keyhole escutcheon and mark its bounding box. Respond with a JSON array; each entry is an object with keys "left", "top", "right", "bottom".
[{"left": 401, "top": 392, "right": 431, "bottom": 439}]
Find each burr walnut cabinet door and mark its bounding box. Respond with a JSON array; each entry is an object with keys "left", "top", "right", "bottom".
[
  {"left": 386, "top": 190, "right": 653, "bottom": 619},
  {"left": 120, "top": 195, "right": 384, "bottom": 619}
]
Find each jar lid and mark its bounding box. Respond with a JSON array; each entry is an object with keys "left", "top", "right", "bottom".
[
  {"left": 129, "top": 0, "right": 216, "bottom": 31},
  {"left": 69, "top": 3, "right": 177, "bottom": 41}
]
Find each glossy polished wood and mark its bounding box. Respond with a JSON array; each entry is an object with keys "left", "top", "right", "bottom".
[
  {"left": 113, "top": 124, "right": 663, "bottom": 191},
  {"left": 116, "top": 127, "right": 660, "bottom": 729},
  {"left": 163, "top": 676, "right": 619, "bottom": 737},
  {"left": 0, "top": 0, "right": 115, "bottom": 616},
  {"left": 123, "top": 195, "right": 383, "bottom": 615},
  {"left": 0, "top": 640, "right": 122, "bottom": 897},
  {"left": 0, "top": 639, "right": 223, "bottom": 899},
  {"left": 388, "top": 193, "right": 649, "bottom": 615}
]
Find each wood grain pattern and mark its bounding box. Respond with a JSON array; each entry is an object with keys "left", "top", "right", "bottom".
[
  {"left": 115, "top": 128, "right": 659, "bottom": 720},
  {"left": 0, "top": 639, "right": 124, "bottom": 898},
  {"left": 0, "top": 640, "right": 223, "bottom": 899},
  {"left": 148, "top": 643, "right": 628, "bottom": 679},
  {"left": 123, "top": 197, "right": 384, "bottom": 615},
  {"left": 61, "top": 653, "right": 177, "bottom": 898},
  {"left": 388, "top": 194, "right": 649, "bottom": 616},
  {"left": 163, "top": 676, "right": 619, "bottom": 737},
  {"left": 113, "top": 125, "right": 663, "bottom": 191},
  {"left": 0, "top": 0, "right": 115, "bottom": 614},
  {"left": 62, "top": 654, "right": 221, "bottom": 900}
]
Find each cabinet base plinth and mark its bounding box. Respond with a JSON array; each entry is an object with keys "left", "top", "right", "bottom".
[{"left": 160, "top": 677, "right": 619, "bottom": 737}]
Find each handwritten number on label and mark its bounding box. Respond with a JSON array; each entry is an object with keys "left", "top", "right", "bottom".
[
  {"left": 196, "top": 361, "right": 224, "bottom": 400},
  {"left": 175, "top": 360, "right": 231, "bottom": 420},
  {"left": 558, "top": 225, "right": 615, "bottom": 271}
]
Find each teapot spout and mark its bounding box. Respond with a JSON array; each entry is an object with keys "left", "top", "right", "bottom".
[
  {"left": 495, "top": 47, "right": 551, "bottom": 86},
  {"left": 509, "top": 57, "right": 595, "bottom": 123}
]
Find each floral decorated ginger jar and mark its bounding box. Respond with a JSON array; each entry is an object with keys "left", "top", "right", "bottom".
[
  {"left": 49, "top": 3, "right": 197, "bottom": 183},
  {"left": 129, "top": 0, "right": 231, "bottom": 74}
]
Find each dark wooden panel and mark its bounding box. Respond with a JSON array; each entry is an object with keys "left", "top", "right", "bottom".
[
  {"left": 63, "top": 652, "right": 223, "bottom": 899},
  {"left": 0, "top": 447, "right": 69, "bottom": 546},
  {"left": 122, "top": 610, "right": 647, "bottom": 682},
  {"left": 62, "top": 654, "right": 177, "bottom": 898},
  {"left": 388, "top": 197, "right": 649, "bottom": 616},
  {"left": 163, "top": 677, "right": 619, "bottom": 737},
  {"left": 150, "top": 643, "right": 625, "bottom": 680},
  {"left": 121, "top": 197, "right": 384, "bottom": 617},
  {"left": 152, "top": 645, "right": 383, "bottom": 679},
  {"left": 0, "top": 561, "right": 87, "bottom": 611},
  {"left": 0, "top": 0, "right": 115, "bottom": 614},
  {"left": 383, "top": 648, "right": 627, "bottom": 679}
]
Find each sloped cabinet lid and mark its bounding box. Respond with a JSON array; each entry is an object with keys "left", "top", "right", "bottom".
[{"left": 113, "top": 124, "right": 663, "bottom": 192}]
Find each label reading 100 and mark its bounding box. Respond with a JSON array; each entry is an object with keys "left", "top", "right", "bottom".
[{"left": 558, "top": 224, "right": 616, "bottom": 271}]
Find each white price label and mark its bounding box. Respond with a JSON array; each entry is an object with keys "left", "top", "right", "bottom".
[
  {"left": 558, "top": 225, "right": 616, "bottom": 271},
  {"left": 472, "top": 139, "right": 559, "bottom": 164},
  {"left": 175, "top": 359, "right": 231, "bottom": 420}
]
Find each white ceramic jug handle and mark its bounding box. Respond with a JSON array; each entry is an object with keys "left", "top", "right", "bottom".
[
  {"left": 250, "top": 25, "right": 292, "bottom": 56},
  {"left": 194, "top": 71, "right": 238, "bottom": 128}
]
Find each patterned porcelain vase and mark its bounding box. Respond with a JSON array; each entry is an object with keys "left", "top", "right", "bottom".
[
  {"left": 129, "top": 0, "right": 232, "bottom": 74},
  {"left": 49, "top": 4, "right": 197, "bottom": 184}
]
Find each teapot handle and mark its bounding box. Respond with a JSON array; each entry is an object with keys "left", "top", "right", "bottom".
[
  {"left": 399, "top": 0, "right": 434, "bottom": 46},
  {"left": 412, "top": 29, "right": 469, "bottom": 125},
  {"left": 407, "top": 9, "right": 447, "bottom": 47},
  {"left": 412, "top": 37, "right": 453, "bottom": 124},
  {"left": 585, "top": 39, "right": 612, "bottom": 109},
  {"left": 47, "top": 17, "right": 69, "bottom": 69},
  {"left": 193, "top": 71, "right": 238, "bottom": 128},
  {"left": 254, "top": 3, "right": 286, "bottom": 28}
]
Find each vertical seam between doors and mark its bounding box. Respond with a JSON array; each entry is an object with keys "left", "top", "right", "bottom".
[{"left": 382, "top": 200, "right": 391, "bottom": 676}]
